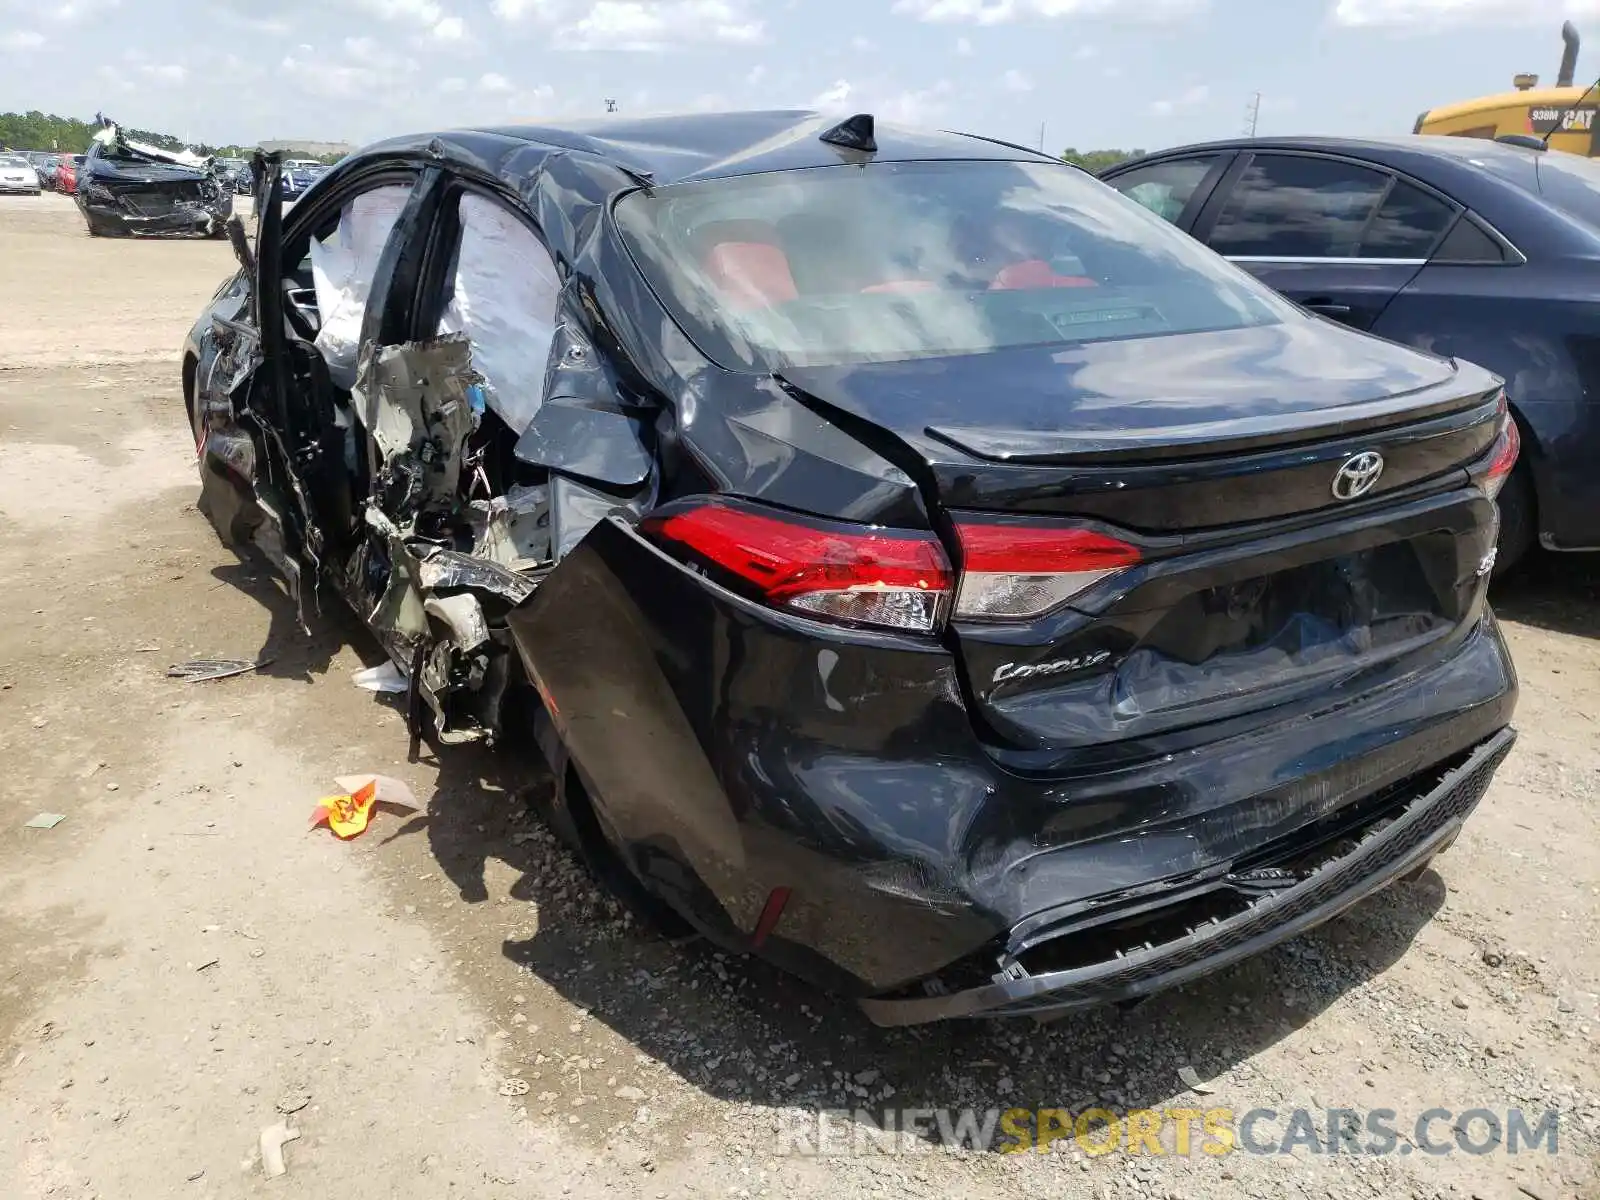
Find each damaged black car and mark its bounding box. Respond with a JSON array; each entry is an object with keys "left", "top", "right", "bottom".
[
  {"left": 182, "top": 113, "right": 1519, "bottom": 1025},
  {"left": 78, "top": 121, "right": 232, "bottom": 238}
]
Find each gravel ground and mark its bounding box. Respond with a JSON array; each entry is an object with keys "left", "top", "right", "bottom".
[{"left": 1, "top": 190, "right": 1598, "bottom": 1200}]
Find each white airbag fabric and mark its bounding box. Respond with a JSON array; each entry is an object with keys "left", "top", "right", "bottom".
[
  {"left": 437, "top": 193, "right": 560, "bottom": 434},
  {"left": 310, "top": 185, "right": 413, "bottom": 390}
]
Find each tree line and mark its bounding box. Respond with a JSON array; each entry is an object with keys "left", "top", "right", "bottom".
[
  {"left": 0, "top": 110, "right": 334, "bottom": 161},
  {"left": 1060, "top": 148, "right": 1144, "bottom": 173}
]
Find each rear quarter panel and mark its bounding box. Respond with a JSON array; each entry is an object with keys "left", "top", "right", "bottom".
[{"left": 1374, "top": 261, "right": 1600, "bottom": 548}]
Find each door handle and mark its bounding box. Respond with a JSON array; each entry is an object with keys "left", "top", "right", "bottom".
[{"left": 1304, "top": 301, "right": 1353, "bottom": 318}]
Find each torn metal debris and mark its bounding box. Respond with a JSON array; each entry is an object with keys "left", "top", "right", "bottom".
[
  {"left": 76, "top": 118, "right": 233, "bottom": 239},
  {"left": 166, "top": 658, "right": 271, "bottom": 682}
]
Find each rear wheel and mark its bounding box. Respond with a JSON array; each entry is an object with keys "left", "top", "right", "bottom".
[
  {"left": 1492, "top": 459, "right": 1535, "bottom": 579},
  {"left": 538, "top": 730, "right": 695, "bottom": 940}
]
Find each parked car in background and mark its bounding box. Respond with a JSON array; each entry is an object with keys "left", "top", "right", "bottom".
[
  {"left": 182, "top": 116, "right": 1517, "bottom": 1024},
  {"left": 54, "top": 154, "right": 86, "bottom": 195},
  {"left": 277, "top": 161, "right": 326, "bottom": 202},
  {"left": 76, "top": 123, "right": 232, "bottom": 237},
  {"left": 1102, "top": 134, "right": 1600, "bottom": 573},
  {"left": 22, "top": 151, "right": 56, "bottom": 183},
  {"left": 213, "top": 157, "right": 248, "bottom": 192},
  {"left": 0, "top": 153, "right": 41, "bottom": 195}
]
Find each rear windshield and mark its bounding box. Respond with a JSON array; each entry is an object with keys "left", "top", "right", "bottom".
[
  {"left": 1533, "top": 152, "right": 1600, "bottom": 232},
  {"left": 0, "top": 156, "right": 29, "bottom": 168},
  {"left": 614, "top": 159, "right": 1292, "bottom": 370}
]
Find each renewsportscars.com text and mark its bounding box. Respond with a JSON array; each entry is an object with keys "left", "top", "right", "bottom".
[{"left": 772, "top": 1106, "right": 1560, "bottom": 1158}]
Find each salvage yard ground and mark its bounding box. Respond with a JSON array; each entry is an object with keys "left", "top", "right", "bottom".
[{"left": 1, "top": 190, "right": 1599, "bottom": 1200}]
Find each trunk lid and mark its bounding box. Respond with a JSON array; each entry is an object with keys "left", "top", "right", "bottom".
[{"left": 778, "top": 321, "right": 1506, "bottom": 759}]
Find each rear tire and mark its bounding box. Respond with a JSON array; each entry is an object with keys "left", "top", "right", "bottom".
[
  {"left": 542, "top": 737, "right": 696, "bottom": 940},
  {"left": 1492, "top": 459, "right": 1535, "bottom": 579}
]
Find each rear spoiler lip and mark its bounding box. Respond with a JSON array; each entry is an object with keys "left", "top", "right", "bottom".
[{"left": 924, "top": 380, "right": 1505, "bottom": 467}]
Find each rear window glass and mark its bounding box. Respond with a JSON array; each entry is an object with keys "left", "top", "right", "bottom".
[
  {"left": 1533, "top": 152, "right": 1600, "bottom": 232},
  {"left": 0, "top": 156, "right": 30, "bottom": 168},
  {"left": 614, "top": 159, "right": 1292, "bottom": 371}
]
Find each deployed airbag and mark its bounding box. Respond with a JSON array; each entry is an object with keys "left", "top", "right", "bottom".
[
  {"left": 310, "top": 186, "right": 414, "bottom": 390},
  {"left": 437, "top": 193, "right": 560, "bottom": 434}
]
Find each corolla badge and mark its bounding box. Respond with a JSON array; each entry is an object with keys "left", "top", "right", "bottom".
[
  {"left": 993, "top": 650, "right": 1112, "bottom": 685},
  {"left": 1331, "top": 450, "right": 1385, "bottom": 500}
]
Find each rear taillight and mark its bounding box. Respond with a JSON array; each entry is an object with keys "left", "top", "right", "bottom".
[
  {"left": 641, "top": 499, "right": 1143, "bottom": 632},
  {"left": 640, "top": 497, "right": 953, "bottom": 633},
  {"left": 953, "top": 520, "right": 1142, "bottom": 620},
  {"left": 1483, "top": 414, "right": 1521, "bottom": 501}
]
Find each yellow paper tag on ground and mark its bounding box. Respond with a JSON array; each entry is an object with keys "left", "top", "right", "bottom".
[{"left": 313, "top": 779, "right": 378, "bottom": 839}]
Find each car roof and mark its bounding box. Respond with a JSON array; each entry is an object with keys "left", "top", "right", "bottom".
[
  {"left": 462, "top": 110, "right": 1058, "bottom": 185},
  {"left": 1116, "top": 133, "right": 1547, "bottom": 168}
]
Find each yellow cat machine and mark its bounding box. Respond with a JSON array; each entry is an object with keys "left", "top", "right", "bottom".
[{"left": 1415, "top": 22, "right": 1599, "bottom": 157}]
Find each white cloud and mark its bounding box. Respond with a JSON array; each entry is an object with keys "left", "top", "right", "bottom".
[
  {"left": 745, "top": 63, "right": 766, "bottom": 84},
  {"left": 566, "top": 1, "right": 764, "bottom": 49},
  {"left": 352, "top": 0, "right": 445, "bottom": 23},
  {"left": 1, "top": 29, "right": 44, "bottom": 49},
  {"left": 279, "top": 41, "right": 422, "bottom": 103},
  {"left": 491, "top": 0, "right": 764, "bottom": 49},
  {"left": 432, "top": 15, "right": 466, "bottom": 39},
  {"left": 438, "top": 76, "right": 468, "bottom": 92},
  {"left": 896, "top": 0, "right": 1205, "bottom": 22},
  {"left": 955, "top": 35, "right": 973, "bottom": 53},
  {"left": 1149, "top": 83, "right": 1210, "bottom": 116},
  {"left": 811, "top": 78, "right": 853, "bottom": 109},
  {"left": 140, "top": 63, "right": 187, "bottom": 84},
  {"left": 1001, "top": 67, "right": 1034, "bottom": 92},
  {"left": 850, "top": 34, "right": 874, "bottom": 50},
  {"left": 48, "top": 0, "right": 120, "bottom": 22},
  {"left": 809, "top": 76, "right": 955, "bottom": 125},
  {"left": 1333, "top": 0, "right": 1600, "bottom": 26},
  {"left": 480, "top": 71, "right": 514, "bottom": 92},
  {"left": 490, "top": 0, "right": 558, "bottom": 16}
]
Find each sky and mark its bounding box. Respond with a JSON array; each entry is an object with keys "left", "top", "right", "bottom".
[{"left": 2, "top": 0, "right": 1600, "bottom": 152}]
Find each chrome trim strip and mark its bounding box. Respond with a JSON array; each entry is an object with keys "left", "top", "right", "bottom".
[{"left": 1225, "top": 255, "right": 1428, "bottom": 266}]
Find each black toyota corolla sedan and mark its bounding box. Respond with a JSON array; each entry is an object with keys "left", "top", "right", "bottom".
[{"left": 182, "top": 112, "right": 1518, "bottom": 1024}]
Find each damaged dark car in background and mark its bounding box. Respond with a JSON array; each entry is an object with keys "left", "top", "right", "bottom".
[
  {"left": 182, "top": 113, "right": 1519, "bottom": 1025},
  {"left": 77, "top": 120, "right": 232, "bottom": 238}
]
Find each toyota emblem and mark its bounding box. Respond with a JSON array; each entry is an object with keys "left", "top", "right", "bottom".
[{"left": 1331, "top": 450, "right": 1385, "bottom": 500}]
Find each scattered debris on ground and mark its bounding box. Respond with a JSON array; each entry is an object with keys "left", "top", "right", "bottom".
[{"left": 166, "top": 658, "right": 271, "bottom": 682}]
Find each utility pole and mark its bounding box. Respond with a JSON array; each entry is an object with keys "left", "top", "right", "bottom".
[
  {"left": 1244, "top": 91, "right": 1261, "bottom": 138},
  {"left": 604, "top": 98, "right": 618, "bottom": 113}
]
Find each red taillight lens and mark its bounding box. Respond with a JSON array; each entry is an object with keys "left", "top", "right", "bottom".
[
  {"left": 953, "top": 520, "right": 1142, "bottom": 620},
  {"left": 1483, "top": 415, "right": 1521, "bottom": 501},
  {"left": 640, "top": 497, "right": 953, "bottom": 633}
]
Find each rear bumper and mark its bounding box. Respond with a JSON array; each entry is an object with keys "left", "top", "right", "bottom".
[
  {"left": 510, "top": 515, "right": 1519, "bottom": 1011},
  {"left": 859, "top": 726, "right": 1514, "bottom": 1025},
  {"left": 0, "top": 181, "right": 40, "bottom": 194}
]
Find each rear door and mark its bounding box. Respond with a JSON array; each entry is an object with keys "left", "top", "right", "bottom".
[{"left": 1193, "top": 152, "right": 1460, "bottom": 331}]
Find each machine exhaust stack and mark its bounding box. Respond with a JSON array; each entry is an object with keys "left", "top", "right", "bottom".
[{"left": 1557, "top": 21, "right": 1580, "bottom": 88}]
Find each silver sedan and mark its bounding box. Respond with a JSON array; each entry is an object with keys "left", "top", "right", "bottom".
[{"left": 0, "top": 154, "right": 41, "bottom": 195}]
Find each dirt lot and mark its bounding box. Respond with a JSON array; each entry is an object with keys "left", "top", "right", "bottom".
[{"left": 2, "top": 190, "right": 1599, "bottom": 1200}]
